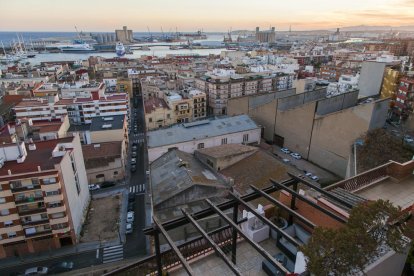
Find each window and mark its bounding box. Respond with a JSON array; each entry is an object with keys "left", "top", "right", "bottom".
[
  {"left": 4, "top": 220, "right": 13, "bottom": 227},
  {"left": 96, "top": 174, "right": 105, "bottom": 179},
  {"left": 43, "top": 177, "right": 56, "bottom": 185},
  {"left": 167, "top": 114, "right": 170, "bottom": 119},
  {"left": 197, "top": 143, "right": 205, "bottom": 149},
  {"left": 221, "top": 138, "right": 227, "bottom": 145},
  {"left": 1, "top": 209, "right": 10, "bottom": 216},
  {"left": 243, "top": 134, "right": 249, "bottom": 143},
  {"left": 48, "top": 201, "right": 62, "bottom": 208},
  {"left": 113, "top": 171, "right": 118, "bottom": 176},
  {"left": 7, "top": 232, "right": 17, "bottom": 238},
  {"left": 50, "top": 212, "right": 65, "bottom": 219},
  {"left": 0, "top": 197, "right": 5, "bottom": 204},
  {"left": 149, "top": 117, "right": 152, "bottom": 123}
]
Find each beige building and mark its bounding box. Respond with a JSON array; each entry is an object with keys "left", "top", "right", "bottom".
[
  {"left": 82, "top": 142, "right": 126, "bottom": 184},
  {"left": 0, "top": 134, "right": 90, "bottom": 258},
  {"left": 227, "top": 89, "right": 389, "bottom": 178},
  {"left": 144, "top": 97, "right": 174, "bottom": 130},
  {"left": 117, "top": 78, "right": 133, "bottom": 98},
  {"left": 115, "top": 26, "right": 133, "bottom": 43},
  {"left": 164, "top": 92, "right": 193, "bottom": 124}
]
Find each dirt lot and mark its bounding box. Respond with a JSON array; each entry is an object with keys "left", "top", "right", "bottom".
[{"left": 80, "top": 194, "right": 122, "bottom": 243}]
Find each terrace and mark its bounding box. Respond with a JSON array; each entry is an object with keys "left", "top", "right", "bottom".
[{"left": 105, "top": 176, "right": 350, "bottom": 276}]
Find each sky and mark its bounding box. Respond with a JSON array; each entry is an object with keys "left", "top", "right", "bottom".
[{"left": 1, "top": 0, "right": 414, "bottom": 32}]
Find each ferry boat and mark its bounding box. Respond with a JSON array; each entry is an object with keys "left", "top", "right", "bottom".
[
  {"left": 116, "top": 42, "right": 126, "bottom": 57},
  {"left": 58, "top": 41, "right": 95, "bottom": 52}
]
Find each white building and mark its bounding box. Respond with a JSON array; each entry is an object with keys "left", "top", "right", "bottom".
[
  {"left": 147, "top": 115, "right": 261, "bottom": 162},
  {"left": 0, "top": 134, "right": 89, "bottom": 258}
]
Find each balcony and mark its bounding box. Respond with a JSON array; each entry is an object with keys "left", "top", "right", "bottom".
[
  {"left": 18, "top": 207, "right": 47, "bottom": 216},
  {"left": 47, "top": 205, "right": 66, "bottom": 214},
  {"left": 49, "top": 216, "right": 69, "bottom": 225},
  {"left": 10, "top": 184, "right": 42, "bottom": 193},
  {"left": 52, "top": 226, "right": 71, "bottom": 235},
  {"left": 21, "top": 219, "right": 49, "bottom": 227},
  {"left": 14, "top": 196, "right": 44, "bottom": 205},
  {"left": 44, "top": 194, "right": 64, "bottom": 203},
  {"left": 25, "top": 229, "right": 52, "bottom": 238}
]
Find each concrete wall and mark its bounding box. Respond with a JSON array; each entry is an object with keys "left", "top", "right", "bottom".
[
  {"left": 86, "top": 157, "right": 125, "bottom": 184},
  {"left": 358, "top": 61, "right": 386, "bottom": 97},
  {"left": 249, "top": 100, "right": 278, "bottom": 142},
  {"left": 308, "top": 102, "right": 376, "bottom": 177},
  {"left": 90, "top": 129, "right": 124, "bottom": 144},
  {"left": 365, "top": 248, "right": 409, "bottom": 276},
  {"left": 369, "top": 98, "right": 390, "bottom": 129},
  {"left": 316, "top": 91, "right": 358, "bottom": 116},
  {"left": 58, "top": 134, "right": 90, "bottom": 238},
  {"left": 148, "top": 129, "right": 261, "bottom": 162},
  {"left": 227, "top": 96, "right": 250, "bottom": 116},
  {"left": 195, "top": 149, "right": 257, "bottom": 171},
  {"left": 275, "top": 101, "right": 316, "bottom": 158}
]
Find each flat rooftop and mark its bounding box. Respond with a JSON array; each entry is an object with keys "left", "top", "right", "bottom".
[
  {"left": 90, "top": 115, "right": 125, "bottom": 132},
  {"left": 147, "top": 115, "right": 259, "bottom": 148},
  {"left": 355, "top": 175, "right": 414, "bottom": 209}
]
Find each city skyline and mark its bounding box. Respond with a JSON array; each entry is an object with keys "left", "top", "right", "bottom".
[{"left": 1, "top": 0, "right": 414, "bottom": 32}]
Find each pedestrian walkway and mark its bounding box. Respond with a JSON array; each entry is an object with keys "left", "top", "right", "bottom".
[
  {"left": 129, "top": 183, "right": 145, "bottom": 194},
  {"left": 102, "top": 244, "right": 124, "bottom": 264}
]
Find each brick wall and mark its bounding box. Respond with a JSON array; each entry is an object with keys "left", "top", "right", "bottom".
[{"left": 279, "top": 190, "right": 346, "bottom": 230}]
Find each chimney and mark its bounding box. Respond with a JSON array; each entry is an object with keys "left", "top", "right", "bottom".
[
  {"left": 37, "top": 166, "right": 41, "bottom": 172},
  {"left": 28, "top": 138, "right": 36, "bottom": 151},
  {"left": 7, "top": 169, "right": 11, "bottom": 176}
]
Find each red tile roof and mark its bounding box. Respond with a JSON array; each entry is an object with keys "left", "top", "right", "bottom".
[
  {"left": 0, "top": 137, "right": 74, "bottom": 177},
  {"left": 144, "top": 97, "right": 170, "bottom": 114}
]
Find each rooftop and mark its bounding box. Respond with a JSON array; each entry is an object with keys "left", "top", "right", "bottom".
[
  {"left": 150, "top": 149, "right": 228, "bottom": 209},
  {"left": 90, "top": 115, "right": 125, "bottom": 132},
  {"left": 144, "top": 97, "right": 170, "bottom": 114},
  {"left": 325, "top": 160, "right": 414, "bottom": 210},
  {"left": 0, "top": 136, "right": 74, "bottom": 178},
  {"left": 82, "top": 142, "right": 122, "bottom": 169},
  {"left": 196, "top": 144, "right": 257, "bottom": 159},
  {"left": 147, "top": 115, "right": 259, "bottom": 148}
]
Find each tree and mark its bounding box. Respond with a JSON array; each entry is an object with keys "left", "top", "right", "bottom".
[
  {"left": 301, "top": 200, "right": 409, "bottom": 275},
  {"left": 357, "top": 129, "right": 414, "bottom": 172}
]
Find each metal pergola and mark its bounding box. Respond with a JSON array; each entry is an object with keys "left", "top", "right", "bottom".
[{"left": 109, "top": 175, "right": 351, "bottom": 276}]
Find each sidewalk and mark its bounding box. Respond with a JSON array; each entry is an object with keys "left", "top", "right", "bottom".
[{"left": 0, "top": 238, "right": 121, "bottom": 269}]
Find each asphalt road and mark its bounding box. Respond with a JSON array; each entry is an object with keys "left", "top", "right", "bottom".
[{"left": 124, "top": 96, "right": 148, "bottom": 258}]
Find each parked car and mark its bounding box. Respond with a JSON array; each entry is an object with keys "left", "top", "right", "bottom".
[
  {"left": 132, "top": 145, "right": 138, "bottom": 151},
  {"left": 146, "top": 170, "right": 150, "bottom": 175},
  {"left": 290, "top": 153, "right": 302, "bottom": 160},
  {"left": 131, "top": 158, "right": 137, "bottom": 165},
  {"left": 128, "top": 193, "right": 135, "bottom": 203},
  {"left": 100, "top": 181, "right": 115, "bottom": 188},
  {"left": 280, "top": 148, "right": 290, "bottom": 154},
  {"left": 404, "top": 135, "right": 414, "bottom": 143},
  {"left": 126, "top": 223, "right": 133, "bottom": 234},
  {"left": 282, "top": 158, "right": 290, "bottom": 163},
  {"left": 49, "top": 262, "right": 74, "bottom": 273},
  {"left": 132, "top": 151, "right": 137, "bottom": 157},
  {"left": 127, "top": 211, "right": 134, "bottom": 223},
  {"left": 127, "top": 202, "right": 135, "bottom": 212},
  {"left": 310, "top": 175, "right": 319, "bottom": 182},
  {"left": 88, "top": 184, "right": 100, "bottom": 191},
  {"left": 25, "top": 267, "right": 48, "bottom": 276},
  {"left": 130, "top": 165, "right": 137, "bottom": 172}
]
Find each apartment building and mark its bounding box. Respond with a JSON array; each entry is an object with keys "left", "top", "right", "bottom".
[
  {"left": 0, "top": 134, "right": 89, "bottom": 258},
  {"left": 380, "top": 67, "right": 401, "bottom": 100},
  {"left": 195, "top": 70, "right": 294, "bottom": 115},
  {"left": 394, "top": 76, "right": 414, "bottom": 118},
  {"left": 14, "top": 94, "right": 128, "bottom": 125}
]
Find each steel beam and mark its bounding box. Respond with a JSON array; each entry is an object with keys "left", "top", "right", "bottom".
[
  {"left": 270, "top": 179, "right": 347, "bottom": 224},
  {"left": 205, "top": 199, "right": 290, "bottom": 275},
  {"left": 181, "top": 209, "right": 242, "bottom": 276},
  {"left": 153, "top": 230, "right": 163, "bottom": 276},
  {"left": 153, "top": 216, "right": 194, "bottom": 275},
  {"left": 230, "top": 192, "right": 300, "bottom": 247},
  {"left": 287, "top": 173, "right": 354, "bottom": 209},
  {"left": 143, "top": 179, "right": 298, "bottom": 235},
  {"left": 231, "top": 203, "right": 238, "bottom": 264},
  {"left": 249, "top": 186, "right": 316, "bottom": 229}
]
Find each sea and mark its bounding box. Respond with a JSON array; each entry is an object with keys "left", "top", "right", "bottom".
[{"left": 0, "top": 31, "right": 228, "bottom": 65}]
